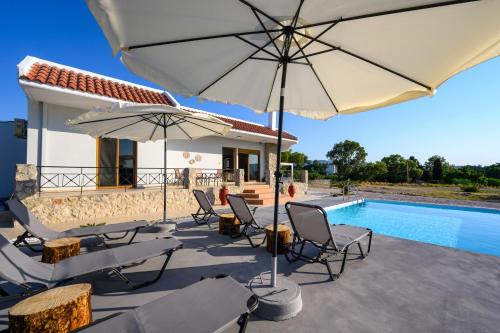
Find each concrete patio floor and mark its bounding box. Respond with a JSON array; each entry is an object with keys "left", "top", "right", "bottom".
[{"left": 1, "top": 197, "right": 500, "bottom": 332}]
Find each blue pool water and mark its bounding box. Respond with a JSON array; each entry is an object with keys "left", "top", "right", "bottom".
[{"left": 326, "top": 200, "right": 500, "bottom": 256}]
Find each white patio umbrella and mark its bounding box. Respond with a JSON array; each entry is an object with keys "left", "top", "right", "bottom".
[
  {"left": 86, "top": 0, "right": 500, "bottom": 287},
  {"left": 67, "top": 103, "right": 232, "bottom": 224}
]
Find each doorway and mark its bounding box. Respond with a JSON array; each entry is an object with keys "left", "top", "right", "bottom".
[
  {"left": 238, "top": 149, "right": 260, "bottom": 182},
  {"left": 97, "top": 138, "right": 137, "bottom": 187}
]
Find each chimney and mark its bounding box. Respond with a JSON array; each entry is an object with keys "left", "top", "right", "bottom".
[{"left": 268, "top": 112, "right": 277, "bottom": 131}]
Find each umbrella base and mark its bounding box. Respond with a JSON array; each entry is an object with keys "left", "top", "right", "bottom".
[{"left": 248, "top": 272, "right": 302, "bottom": 321}]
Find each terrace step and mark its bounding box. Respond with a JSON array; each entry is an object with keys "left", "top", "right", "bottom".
[
  {"left": 242, "top": 188, "right": 274, "bottom": 194},
  {"left": 245, "top": 196, "right": 290, "bottom": 206},
  {"left": 239, "top": 192, "right": 275, "bottom": 199}
]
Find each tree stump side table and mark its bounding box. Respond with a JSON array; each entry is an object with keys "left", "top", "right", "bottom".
[
  {"left": 265, "top": 224, "right": 292, "bottom": 254},
  {"left": 42, "top": 237, "right": 81, "bottom": 264},
  {"left": 218, "top": 213, "right": 241, "bottom": 235},
  {"left": 8, "top": 283, "right": 92, "bottom": 333}
]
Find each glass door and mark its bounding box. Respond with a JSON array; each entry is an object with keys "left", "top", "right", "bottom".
[
  {"left": 238, "top": 149, "right": 260, "bottom": 182},
  {"left": 98, "top": 138, "right": 137, "bottom": 187}
]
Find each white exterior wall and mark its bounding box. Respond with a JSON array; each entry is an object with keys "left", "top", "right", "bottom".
[
  {"left": 30, "top": 103, "right": 266, "bottom": 190},
  {"left": 138, "top": 136, "right": 264, "bottom": 176}
]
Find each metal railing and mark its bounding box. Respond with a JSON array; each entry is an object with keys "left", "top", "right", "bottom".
[
  {"left": 37, "top": 166, "right": 186, "bottom": 194},
  {"left": 280, "top": 169, "right": 304, "bottom": 182},
  {"left": 342, "top": 184, "right": 362, "bottom": 202}
]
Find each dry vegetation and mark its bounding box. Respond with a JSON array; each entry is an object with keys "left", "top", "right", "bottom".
[{"left": 357, "top": 183, "right": 500, "bottom": 202}]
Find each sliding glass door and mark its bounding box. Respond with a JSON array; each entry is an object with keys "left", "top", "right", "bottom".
[{"left": 97, "top": 138, "right": 137, "bottom": 187}]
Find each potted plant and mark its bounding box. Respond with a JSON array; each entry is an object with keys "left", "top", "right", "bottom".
[
  {"left": 288, "top": 182, "right": 296, "bottom": 198},
  {"left": 219, "top": 182, "right": 229, "bottom": 205}
]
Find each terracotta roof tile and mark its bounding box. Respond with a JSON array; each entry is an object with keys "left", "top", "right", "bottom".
[
  {"left": 213, "top": 115, "right": 298, "bottom": 141},
  {"left": 20, "top": 62, "right": 297, "bottom": 141}
]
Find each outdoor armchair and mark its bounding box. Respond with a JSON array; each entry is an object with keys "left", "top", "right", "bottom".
[
  {"left": 7, "top": 198, "right": 148, "bottom": 251},
  {"left": 0, "top": 233, "right": 182, "bottom": 298},
  {"left": 227, "top": 194, "right": 267, "bottom": 248},
  {"left": 191, "top": 189, "right": 219, "bottom": 228},
  {"left": 75, "top": 275, "right": 258, "bottom": 333},
  {"left": 285, "top": 201, "right": 372, "bottom": 280}
]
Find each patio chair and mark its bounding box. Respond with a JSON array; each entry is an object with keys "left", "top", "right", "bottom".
[
  {"left": 75, "top": 275, "right": 257, "bottom": 333},
  {"left": 285, "top": 202, "right": 372, "bottom": 280},
  {"left": 227, "top": 194, "right": 267, "bottom": 248},
  {"left": 6, "top": 198, "right": 148, "bottom": 251},
  {"left": 191, "top": 189, "right": 219, "bottom": 228},
  {"left": 0, "top": 233, "right": 182, "bottom": 298}
]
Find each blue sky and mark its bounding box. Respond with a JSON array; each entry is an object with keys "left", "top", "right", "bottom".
[{"left": 1, "top": 1, "right": 499, "bottom": 166}]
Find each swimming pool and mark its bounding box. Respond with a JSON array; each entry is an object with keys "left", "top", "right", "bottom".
[{"left": 326, "top": 200, "right": 500, "bottom": 257}]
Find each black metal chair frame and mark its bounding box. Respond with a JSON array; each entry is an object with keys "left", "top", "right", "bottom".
[
  {"left": 12, "top": 226, "right": 141, "bottom": 252},
  {"left": 227, "top": 194, "right": 266, "bottom": 248},
  {"left": 191, "top": 189, "right": 219, "bottom": 228},
  {"left": 284, "top": 202, "right": 373, "bottom": 280},
  {"left": 0, "top": 242, "right": 183, "bottom": 300}
]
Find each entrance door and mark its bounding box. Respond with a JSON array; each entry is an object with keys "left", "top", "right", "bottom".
[
  {"left": 97, "top": 138, "right": 137, "bottom": 187},
  {"left": 238, "top": 149, "right": 260, "bottom": 182}
]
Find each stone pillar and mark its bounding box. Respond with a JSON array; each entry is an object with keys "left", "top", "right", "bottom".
[
  {"left": 264, "top": 143, "right": 277, "bottom": 188},
  {"left": 15, "top": 164, "right": 38, "bottom": 200},
  {"left": 301, "top": 170, "right": 308, "bottom": 184},
  {"left": 235, "top": 169, "right": 245, "bottom": 187},
  {"left": 184, "top": 168, "right": 198, "bottom": 190}
]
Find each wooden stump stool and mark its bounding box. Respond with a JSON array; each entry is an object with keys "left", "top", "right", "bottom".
[
  {"left": 218, "top": 213, "right": 240, "bottom": 235},
  {"left": 265, "top": 224, "right": 292, "bottom": 254},
  {"left": 8, "top": 283, "right": 92, "bottom": 333},
  {"left": 42, "top": 237, "right": 80, "bottom": 264}
]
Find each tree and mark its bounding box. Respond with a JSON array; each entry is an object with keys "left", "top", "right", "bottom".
[
  {"left": 361, "top": 161, "right": 388, "bottom": 181},
  {"left": 484, "top": 163, "right": 500, "bottom": 179},
  {"left": 433, "top": 158, "right": 444, "bottom": 181},
  {"left": 381, "top": 154, "right": 408, "bottom": 183},
  {"left": 326, "top": 140, "right": 367, "bottom": 180},
  {"left": 407, "top": 158, "right": 423, "bottom": 182},
  {"left": 306, "top": 160, "right": 328, "bottom": 175},
  {"left": 281, "top": 150, "right": 308, "bottom": 170},
  {"left": 424, "top": 155, "right": 449, "bottom": 182}
]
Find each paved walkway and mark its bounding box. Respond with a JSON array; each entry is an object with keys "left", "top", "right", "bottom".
[{"left": 1, "top": 196, "right": 499, "bottom": 332}]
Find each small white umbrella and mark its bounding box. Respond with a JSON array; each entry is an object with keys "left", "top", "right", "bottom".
[
  {"left": 67, "top": 103, "right": 232, "bottom": 223},
  {"left": 86, "top": 0, "right": 500, "bottom": 287}
]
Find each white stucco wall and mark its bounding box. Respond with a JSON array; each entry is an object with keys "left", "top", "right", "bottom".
[
  {"left": 138, "top": 136, "right": 264, "bottom": 175},
  {"left": 28, "top": 102, "right": 266, "bottom": 190}
]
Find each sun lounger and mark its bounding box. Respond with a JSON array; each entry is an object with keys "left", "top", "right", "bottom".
[
  {"left": 227, "top": 194, "right": 266, "bottom": 248},
  {"left": 6, "top": 198, "right": 149, "bottom": 250},
  {"left": 76, "top": 275, "right": 258, "bottom": 333},
  {"left": 0, "top": 233, "right": 182, "bottom": 297},
  {"left": 285, "top": 201, "right": 372, "bottom": 280},
  {"left": 191, "top": 189, "right": 219, "bottom": 228}
]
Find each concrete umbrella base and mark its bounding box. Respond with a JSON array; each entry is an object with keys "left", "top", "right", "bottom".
[{"left": 248, "top": 272, "right": 302, "bottom": 321}]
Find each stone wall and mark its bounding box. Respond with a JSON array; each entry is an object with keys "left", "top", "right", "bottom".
[
  {"left": 13, "top": 165, "right": 308, "bottom": 225},
  {"left": 14, "top": 165, "right": 246, "bottom": 225},
  {"left": 264, "top": 143, "right": 277, "bottom": 188},
  {"left": 282, "top": 171, "right": 308, "bottom": 197},
  {"left": 14, "top": 164, "right": 38, "bottom": 200}
]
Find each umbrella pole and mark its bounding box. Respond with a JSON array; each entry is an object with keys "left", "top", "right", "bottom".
[
  {"left": 271, "top": 60, "right": 288, "bottom": 287},
  {"left": 163, "top": 123, "right": 167, "bottom": 224}
]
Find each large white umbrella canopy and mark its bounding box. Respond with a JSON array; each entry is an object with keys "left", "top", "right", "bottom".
[
  {"left": 67, "top": 103, "right": 232, "bottom": 223},
  {"left": 87, "top": 0, "right": 499, "bottom": 119},
  {"left": 86, "top": 0, "right": 500, "bottom": 287}
]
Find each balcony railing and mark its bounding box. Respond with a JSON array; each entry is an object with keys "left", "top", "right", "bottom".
[{"left": 36, "top": 166, "right": 225, "bottom": 194}]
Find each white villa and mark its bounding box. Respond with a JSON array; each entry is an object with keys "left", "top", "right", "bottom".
[{"left": 16, "top": 56, "right": 300, "bottom": 195}]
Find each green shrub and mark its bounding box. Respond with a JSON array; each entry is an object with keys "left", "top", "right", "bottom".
[
  {"left": 486, "top": 178, "right": 500, "bottom": 187},
  {"left": 449, "top": 178, "right": 472, "bottom": 185},
  {"left": 460, "top": 184, "right": 480, "bottom": 193}
]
